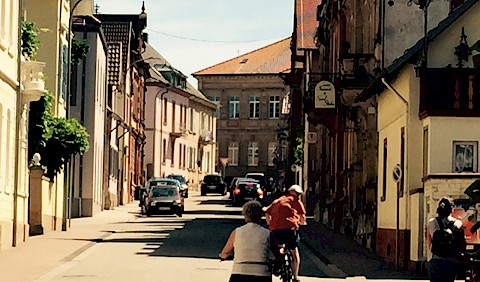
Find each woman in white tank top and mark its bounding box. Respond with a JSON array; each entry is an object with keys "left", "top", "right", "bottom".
[{"left": 219, "top": 200, "right": 274, "bottom": 282}]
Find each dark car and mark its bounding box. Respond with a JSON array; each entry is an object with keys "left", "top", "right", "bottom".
[
  {"left": 166, "top": 174, "right": 189, "bottom": 198},
  {"left": 145, "top": 185, "right": 184, "bottom": 217},
  {"left": 201, "top": 174, "right": 227, "bottom": 196},
  {"left": 231, "top": 179, "right": 264, "bottom": 206}
]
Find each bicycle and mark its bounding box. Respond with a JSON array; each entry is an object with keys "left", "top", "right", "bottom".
[{"left": 274, "top": 244, "right": 293, "bottom": 282}]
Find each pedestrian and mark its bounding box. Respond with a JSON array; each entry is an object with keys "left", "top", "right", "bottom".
[
  {"left": 263, "top": 184, "right": 306, "bottom": 282},
  {"left": 219, "top": 200, "right": 275, "bottom": 282},
  {"left": 426, "top": 197, "right": 466, "bottom": 282}
]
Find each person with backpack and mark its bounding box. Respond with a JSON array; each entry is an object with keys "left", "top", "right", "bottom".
[{"left": 426, "top": 197, "right": 466, "bottom": 282}]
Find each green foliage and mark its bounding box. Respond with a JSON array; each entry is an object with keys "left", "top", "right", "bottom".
[
  {"left": 21, "top": 21, "right": 40, "bottom": 59},
  {"left": 471, "top": 39, "right": 480, "bottom": 53},
  {"left": 294, "top": 137, "right": 303, "bottom": 166},
  {"left": 28, "top": 91, "right": 90, "bottom": 180},
  {"left": 71, "top": 39, "right": 90, "bottom": 65}
]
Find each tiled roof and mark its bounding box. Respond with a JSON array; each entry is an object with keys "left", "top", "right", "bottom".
[
  {"left": 296, "top": 0, "right": 318, "bottom": 50},
  {"left": 142, "top": 43, "right": 215, "bottom": 106},
  {"left": 193, "top": 37, "right": 292, "bottom": 75},
  {"left": 107, "top": 43, "right": 122, "bottom": 86},
  {"left": 100, "top": 21, "right": 132, "bottom": 86}
]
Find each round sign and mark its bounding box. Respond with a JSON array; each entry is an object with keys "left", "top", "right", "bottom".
[
  {"left": 291, "top": 164, "right": 298, "bottom": 172},
  {"left": 392, "top": 164, "right": 402, "bottom": 183}
]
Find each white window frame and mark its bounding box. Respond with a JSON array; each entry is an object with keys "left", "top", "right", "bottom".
[
  {"left": 229, "top": 96, "right": 240, "bottom": 119},
  {"left": 269, "top": 96, "right": 280, "bottom": 119},
  {"left": 248, "top": 142, "right": 259, "bottom": 166},
  {"left": 268, "top": 142, "right": 276, "bottom": 166},
  {"left": 228, "top": 142, "right": 239, "bottom": 166},
  {"left": 453, "top": 141, "right": 478, "bottom": 173},
  {"left": 249, "top": 96, "right": 260, "bottom": 119}
]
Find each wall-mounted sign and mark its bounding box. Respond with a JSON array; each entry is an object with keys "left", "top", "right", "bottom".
[
  {"left": 314, "top": 81, "right": 335, "bottom": 108},
  {"left": 306, "top": 132, "right": 317, "bottom": 144}
]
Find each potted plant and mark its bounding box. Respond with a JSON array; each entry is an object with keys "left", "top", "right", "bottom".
[{"left": 471, "top": 39, "right": 480, "bottom": 68}]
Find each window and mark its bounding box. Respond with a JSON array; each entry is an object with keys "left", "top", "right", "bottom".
[
  {"left": 229, "top": 96, "right": 239, "bottom": 119},
  {"left": 208, "top": 96, "right": 220, "bottom": 119},
  {"left": 190, "top": 108, "right": 194, "bottom": 131},
  {"left": 171, "top": 140, "right": 175, "bottom": 165},
  {"left": 60, "top": 45, "right": 68, "bottom": 100},
  {"left": 162, "top": 139, "right": 166, "bottom": 163},
  {"left": 183, "top": 145, "right": 186, "bottom": 169},
  {"left": 269, "top": 96, "right": 280, "bottom": 118},
  {"left": 163, "top": 98, "right": 168, "bottom": 124},
  {"left": 249, "top": 96, "right": 260, "bottom": 119},
  {"left": 248, "top": 142, "right": 259, "bottom": 166},
  {"left": 423, "top": 127, "right": 428, "bottom": 177},
  {"left": 172, "top": 101, "right": 176, "bottom": 131},
  {"left": 268, "top": 142, "right": 276, "bottom": 166},
  {"left": 228, "top": 142, "right": 239, "bottom": 166},
  {"left": 453, "top": 141, "right": 478, "bottom": 172},
  {"left": 381, "top": 138, "right": 387, "bottom": 202}
]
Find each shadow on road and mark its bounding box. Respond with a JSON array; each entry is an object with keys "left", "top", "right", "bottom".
[
  {"left": 196, "top": 199, "right": 232, "bottom": 206},
  {"left": 183, "top": 210, "right": 241, "bottom": 216}
]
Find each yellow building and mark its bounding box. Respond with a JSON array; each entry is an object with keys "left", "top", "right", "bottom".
[
  {"left": 23, "top": 0, "right": 70, "bottom": 234},
  {"left": 356, "top": 0, "right": 480, "bottom": 272},
  {"left": 0, "top": 0, "right": 48, "bottom": 250}
]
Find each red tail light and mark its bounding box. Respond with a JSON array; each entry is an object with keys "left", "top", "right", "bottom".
[{"left": 234, "top": 188, "right": 241, "bottom": 194}]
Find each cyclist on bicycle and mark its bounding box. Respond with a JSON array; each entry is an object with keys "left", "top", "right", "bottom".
[{"left": 263, "top": 184, "right": 306, "bottom": 282}]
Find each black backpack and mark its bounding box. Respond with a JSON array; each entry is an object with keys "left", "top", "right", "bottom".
[{"left": 431, "top": 217, "right": 465, "bottom": 258}]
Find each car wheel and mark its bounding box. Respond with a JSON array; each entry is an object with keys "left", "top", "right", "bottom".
[{"left": 201, "top": 189, "right": 206, "bottom": 196}]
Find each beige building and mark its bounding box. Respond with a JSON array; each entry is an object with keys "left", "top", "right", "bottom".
[
  {"left": 143, "top": 43, "right": 217, "bottom": 187},
  {"left": 193, "top": 38, "right": 291, "bottom": 184},
  {"left": 356, "top": 0, "right": 480, "bottom": 271},
  {"left": 69, "top": 12, "right": 107, "bottom": 217},
  {"left": 0, "top": 0, "right": 48, "bottom": 250}
]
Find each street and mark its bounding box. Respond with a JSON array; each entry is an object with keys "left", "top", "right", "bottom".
[{"left": 32, "top": 192, "right": 333, "bottom": 282}]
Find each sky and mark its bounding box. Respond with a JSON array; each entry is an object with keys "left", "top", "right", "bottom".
[{"left": 94, "top": 0, "right": 295, "bottom": 88}]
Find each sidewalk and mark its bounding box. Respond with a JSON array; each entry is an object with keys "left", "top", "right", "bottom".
[
  {"left": 0, "top": 202, "right": 140, "bottom": 282},
  {"left": 300, "top": 219, "right": 428, "bottom": 280}
]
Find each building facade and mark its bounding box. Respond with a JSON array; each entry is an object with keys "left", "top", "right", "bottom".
[
  {"left": 70, "top": 13, "right": 107, "bottom": 217},
  {"left": 194, "top": 38, "right": 291, "bottom": 185},
  {"left": 357, "top": 0, "right": 480, "bottom": 271},
  {"left": 143, "top": 43, "right": 217, "bottom": 188}
]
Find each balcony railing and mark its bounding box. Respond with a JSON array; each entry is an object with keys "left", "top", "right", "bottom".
[
  {"left": 420, "top": 68, "right": 480, "bottom": 118},
  {"left": 21, "top": 61, "right": 47, "bottom": 103}
]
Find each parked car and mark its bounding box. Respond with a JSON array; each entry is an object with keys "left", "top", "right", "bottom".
[
  {"left": 147, "top": 177, "right": 187, "bottom": 198},
  {"left": 244, "top": 172, "right": 268, "bottom": 191},
  {"left": 166, "top": 174, "right": 189, "bottom": 198},
  {"left": 145, "top": 185, "right": 184, "bottom": 217},
  {"left": 231, "top": 178, "right": 264, "bottom": 206},
  {"left": 201, "top": 174, "right": 227, "bottom": 196}
]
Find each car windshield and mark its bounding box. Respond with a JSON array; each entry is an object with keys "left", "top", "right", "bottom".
[
  {"left": 149, "top": 179, "right": 177, "bottom": 187},
  {"left": 168, "top": 175, "right": 186, "bottom": 184},
  {"left": 204, "top": 175, "right": 221, "bottom": 182},
  {"left": 151, "top": 187, "right": 177, "bottom": 197}
]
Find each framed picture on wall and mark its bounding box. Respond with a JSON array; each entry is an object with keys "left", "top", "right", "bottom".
[{"left": 453, "top": 141, "right": 478, "bottom": 173}]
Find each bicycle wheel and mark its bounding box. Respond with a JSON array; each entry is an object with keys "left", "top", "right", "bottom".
[{"left": 280, "top": 250, "right": 293, "bottom": 282}]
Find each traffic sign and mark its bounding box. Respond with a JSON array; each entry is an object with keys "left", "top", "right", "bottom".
[{"left": 392, "top": 164, "right": 402, "bottom": 183}]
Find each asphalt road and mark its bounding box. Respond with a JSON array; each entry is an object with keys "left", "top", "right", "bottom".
[{"left": 33, "top": 192, "right": 332, "bottom": 282}]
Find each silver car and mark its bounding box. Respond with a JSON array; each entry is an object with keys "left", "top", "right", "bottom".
[{"left": 145, "top": 185, "right": 184, "bottom": 217}]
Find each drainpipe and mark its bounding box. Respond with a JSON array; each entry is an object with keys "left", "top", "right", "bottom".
[
  {"left": 12, "top": 0, "right": 24, "bottom": 247},
  {"left": 381, "top": 77, "right": 410, "bottom": 269}
]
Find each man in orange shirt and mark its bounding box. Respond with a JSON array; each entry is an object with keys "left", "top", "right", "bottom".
[{"left": 263, "top": 184, "right": 306, "bottom": 282}]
